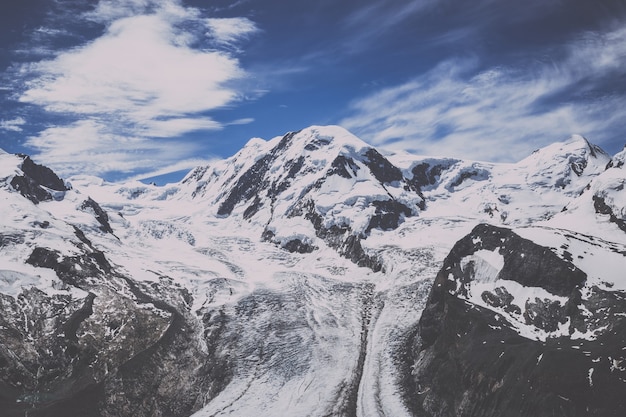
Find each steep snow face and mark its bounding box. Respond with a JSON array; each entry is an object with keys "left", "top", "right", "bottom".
[
  {"left": 0, "top": 152, "right": 22, "bottom": 179},
  {"left": 186, "top": 125, "right": 423, "bottom": 223},
  {"left": 548, "top": 145, "right": 626, "bottom": 243},
  {"left": 177, "top": 129, "right": 611, "bottom": 269},
  {"left": 516, "top": 134, "right": 610, "bottom": 192}
]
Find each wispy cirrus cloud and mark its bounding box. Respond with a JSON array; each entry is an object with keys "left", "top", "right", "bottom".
[
  {"left": 205, "top": 17, "right": 259, "bottom": 48},
  {"left": 341, "top": 25, "right": 626, "bottom": 162},
  {"left": 24, "top": 119, "right": 211, "bottom": 179},
  {"left": 0, "top": 117, "right": 26, "bottom": 132},
  {"left": 15, "top": 0, "right": 258, "bottom": 179}
]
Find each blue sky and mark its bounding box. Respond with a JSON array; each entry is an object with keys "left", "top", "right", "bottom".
[{"left": 1, "top": 0, "right": 626, "bottom": 183}]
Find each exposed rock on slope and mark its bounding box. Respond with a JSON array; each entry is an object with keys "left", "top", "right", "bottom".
[
  {"left": 404, "top": 223, "right": 626, "bottom": 417},
  {"left": 9, "top": 154, "right": 68, "bottom": 204}
]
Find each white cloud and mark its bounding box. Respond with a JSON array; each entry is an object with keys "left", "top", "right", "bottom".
[
  {"left": 341, "top": 26, "right": 626, "bottom": 162},
  {"left": 21, "top": 12, "right": 245, "bottom": 125},
  {"left": 125, "top": 157, "right": 218, "bottom": 182},
  {"left": 84, "top": 0, "right": 171, "bottom": 23},
  {"left": 0, "top": 117, "right": 26, "bottom": 132},
  {"left": 139, "top": 117, "right": 222, "bottom": 138},
  {"left": 17, "top": 0, "right": 259, "bottom": 178},
  {"left": 205, "top": 17, "right": 259, "bottom": 47},
  {"left": 25, "top": 119, "right": 202, "bottom": 177},
  {"left": 227, "top": 117, "right": 255, "bottom": 126}
]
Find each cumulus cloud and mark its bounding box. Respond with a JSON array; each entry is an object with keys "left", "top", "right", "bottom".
[
  {"left": 341, "top": 26, "right": 626, "bottom": 162},
  {"left": 21, "top": 16, "right": 243, "bottom": 115},
  {"left": 17, "top": 0, "right": 258, "bottom": 178}
]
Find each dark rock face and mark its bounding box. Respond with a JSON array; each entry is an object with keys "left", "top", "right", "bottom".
[
  {"left": 262, "top": 229, "right": 317, "bottom": 254},
  {"left": 481, "top": 286, "right": 521, "bottom": 315},
  {"left": 282, "top": 238, "right": 317, "bottom": 254},
  {"left": 0, "top": 287, "right": 106, "bottom": 417},
  {"left": 329, "top": 155, "right": 361, "bottom": 179},
  {"left": 593, "top": 195, "right": 626, "bottom": 232},
  {"left": 408, "top": 161, "right": 455, "bottom": 191},
  {"left": 400, "top": 224, "right": 626, "bottom": 417},
  {"left": 10, "top": 156, "right": 67, "bottom": 204},
  {"left": 80, "top": 197, "right": 115, "bottom": 234},
  {"left": 19, "top": 155, "right": 67, "bottom": 191},
  {"left": 294, "top": 199, "right": 384, "bottom": 272},
  {"left": 570, "top": 157, "right": 588, "bottom": 176},
  {"left": 447, "top": 167, "right": 490, "bottom": 190},
  {"left": 217, "top": 131, "right": 301, "bottom": 217},
  {"left": 9, "top": 175, "right": 53, "bottom": 204},
  {"left": 217, "top": 152, "right": 272, "bottom": 217},
  {"left": 443, "top": 224, "right": 586, "bottom": 298},
  {"left": 364, "top": 148, "right": 404, "bottom": 184},
  {"left": 366, "top": 200, "right": 413, "bottom": 233},
  {"left": 403, "top": 297, "right": 626, "bottom": 417},
  {"left": 570, "top": 137, "right": 605, "bottom": 176},
  {"left": 26, "top": 245, "right": 112, "bottom": 287}
]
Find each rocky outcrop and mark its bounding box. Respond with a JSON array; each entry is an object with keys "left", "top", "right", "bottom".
[
  {"left": 593, "top": 195, "right": 626, "bottom": 232},
  {"left": 10, "top": 155, "right": 68, "bottom": 204},
  {"left": 80, "top": 197, "right": 115, "bottom": 234},
  {"left": 400, "top": 224, "right": 626, "bottom": 417}
]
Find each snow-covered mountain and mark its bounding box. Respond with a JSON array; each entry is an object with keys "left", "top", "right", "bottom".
[
  {"left": 176, "top": 126, "right": 426, "bottom": 270},
  {"left": 0, "top": 126, "right": 625, "bottom": 416}
]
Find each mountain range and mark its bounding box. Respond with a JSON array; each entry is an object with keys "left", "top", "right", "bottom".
[{"left": 1, "top": 125, "right": 625, "bottom": 416}]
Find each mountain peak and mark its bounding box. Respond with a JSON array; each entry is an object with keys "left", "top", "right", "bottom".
[
  {"left": 525, "top": 134, "right": 609, "bottom": 162},
  {"left": 515, "top": 134, "right": 610, "bottom": 192},
  {"left": 264, "top": 125, "right": 370, "bottom": 161},
  {"left": 566, "top": 134, "right": 608, "bottom": 158},
  {"left": 177, "top": 125, "right": 424, "bottom": 268},
  {"left": 298, "top": 125, "right": 368, "bottom": 148}
]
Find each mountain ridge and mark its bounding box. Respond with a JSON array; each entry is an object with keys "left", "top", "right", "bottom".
[{"left": 0, "top": 126, "right": 625, "bottom": 416}]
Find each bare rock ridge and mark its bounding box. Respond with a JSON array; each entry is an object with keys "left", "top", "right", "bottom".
[{"left": 10, "top": 155, "right": 68, "bottom": 204}]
